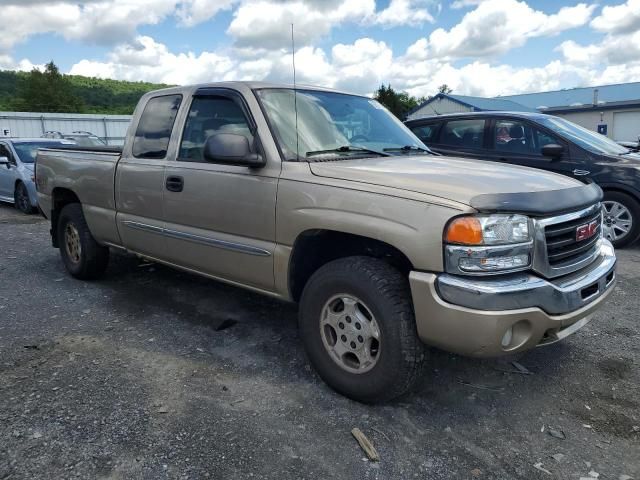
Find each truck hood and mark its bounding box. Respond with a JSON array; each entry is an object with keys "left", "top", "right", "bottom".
[{"left": 309, "top": 155, "right": 582, "bottom": 206}]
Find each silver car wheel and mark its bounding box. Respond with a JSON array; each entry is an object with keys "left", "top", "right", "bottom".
[
  {"left": 65, "top": 223, "right": 82, "bottom": 264},
  {"left": 603, "top": 200, "right": 633, "bottom": 242},
  {"left": 320, "top": 294, "right": 381, "bottom": 374}
]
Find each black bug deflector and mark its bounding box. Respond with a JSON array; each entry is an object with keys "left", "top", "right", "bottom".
[{"left": 470, "top": 183, "right": 603, "bottom": 216}]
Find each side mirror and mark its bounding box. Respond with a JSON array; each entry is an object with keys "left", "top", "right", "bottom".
[
  {"left": 0, "top": 156, "right": 9, "bottom": 167},
  {"left": 541, "top": 144, "right": 564, "bottom": 159},
  {"left": 203, "top": 133, "right": 265, "bottom": 168}
]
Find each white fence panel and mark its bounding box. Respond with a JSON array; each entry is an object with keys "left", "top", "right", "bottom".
[{"left": 0, "top": 111, "right": 132, "bottom": 145}]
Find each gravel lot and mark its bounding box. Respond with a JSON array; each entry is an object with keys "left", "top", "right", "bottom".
[{"left": 0, "top": 202, "right": 638, "bottom": 480}]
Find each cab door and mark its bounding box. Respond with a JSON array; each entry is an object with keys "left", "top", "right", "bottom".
[
  {"left": 161, "top": 88, "right": 279, "bottom": 291},
  {"left": 115, "top": 93, "right": 183, "bottom": 258},
  {"left": 0, "top": 142, "right": 17, "bottom": 201}
]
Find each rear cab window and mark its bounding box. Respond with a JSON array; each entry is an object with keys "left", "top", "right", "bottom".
[
  {"left": 441, "top": 119, "right": 485, "bottom": 149},
  {"left": 132, "top": 94, "right": 183, "bottom": 159}
]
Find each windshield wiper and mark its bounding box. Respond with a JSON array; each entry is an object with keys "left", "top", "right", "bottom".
[
  {"left": 383, "top": 145, "right": 432, "bottom": 154},
  {"left": 306, "top": 145, "right": 391, "bottom": 158}
]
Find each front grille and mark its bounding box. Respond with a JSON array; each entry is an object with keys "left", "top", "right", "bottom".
[{"left": 545, "top": 210, "right": 601, "bottom": 267}]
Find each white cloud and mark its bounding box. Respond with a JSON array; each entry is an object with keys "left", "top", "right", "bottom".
[
  {"left": 176, "top": 0, "right": 238, "bottom": 27},
  {"left": 558, "top": 31, "right": 640, "bottom": 66},
  {"left": 590, "top": 0, "right": 640, "bottom": 34},
  {"left": 0, "top": 55, "right": 42, "bottom": 72},
  {"left": 374, "top": 0, "right": 436, "bottom": 27},
  {"left": 226, "top": 0, "right": 376, "bottom": 49},
  {"left": 450, "top": 0, "right": 486, "bottom": 9},
  {"left": 67, "top": 32, "right": 628, "bottom": 100},
  {"left": 67, "top": 35, "right": 391, "bottom": 94},
  {"left": 226, "top": 0, "right": 439, "bottom": 50},
  {"left": 410, "top": 0, "right": 596, "bottom": 60},
  {"left": 0, "top": 0, "right": 237, "bottom": 52},
  {"left": 69, "top": 36, "right": 236, "bottom": 85},
  {"left": 557, "top": 1, "right": 640, "bottom": 75}
]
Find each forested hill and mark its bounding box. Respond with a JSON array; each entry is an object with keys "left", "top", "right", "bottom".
[{"left": 0, "top": 69, "right": 169, "bottom": 114}]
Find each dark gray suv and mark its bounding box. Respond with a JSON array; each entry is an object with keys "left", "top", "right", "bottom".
[{"left": 406, "top": 112, "right": 640, "bottom": 247}]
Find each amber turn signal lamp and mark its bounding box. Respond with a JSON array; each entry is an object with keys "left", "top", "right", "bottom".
[{"left": 445, "top": 217, "right": 483, "bottom": 245}]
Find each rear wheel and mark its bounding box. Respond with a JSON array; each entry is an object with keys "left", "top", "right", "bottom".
[
  {"left": 602, "top": 191, "right": 640, "bottom": 248},
  {"left": 14, "top": 182, "right": 34, "bottom": 214},
  {"left": 57, "top": 203, "right": 109, "bottom": 279},
  {"left": 299, "top": 256, "right": 426, "bottom": 403}
]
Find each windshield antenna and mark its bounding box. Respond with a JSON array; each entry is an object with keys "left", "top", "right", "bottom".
[{"left": 291, "top": 23, "right": 300, "bottom": 160}]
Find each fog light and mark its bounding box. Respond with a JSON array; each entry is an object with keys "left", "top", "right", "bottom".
[
  {"left": 501, "top": 327, "right": 513, "bottom": 348},
  {"left": 459, "top": 253, "right": 530, "bottom": 273}
]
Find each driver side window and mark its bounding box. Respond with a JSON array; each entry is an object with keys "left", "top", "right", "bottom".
[
  {"left": 494, "top": 119, "right": 560, "bottom": 156},
  {"left": 179, "top": 96, "right": 254, "bottom": 163}
]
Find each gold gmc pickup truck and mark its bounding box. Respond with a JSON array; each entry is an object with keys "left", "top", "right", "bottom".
[{"left": 36, "top": 82, "right": 617, "bottom": 403}]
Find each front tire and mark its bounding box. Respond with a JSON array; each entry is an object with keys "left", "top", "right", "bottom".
[
  {"left": 57, "top": 204, "right": 109, "bottom": 279},
  {"left": 14, "top": 182, "right": 34, "bottom": 214},
  {"left": 602, "top": 191, "right": 640, "bottom": 248},
  {"left": 299, "top": 256, "right": 426, "bottom": 403}
]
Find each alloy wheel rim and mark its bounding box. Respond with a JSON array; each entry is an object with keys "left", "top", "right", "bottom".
[
  {"left": 64, "top": 223, "right": 82, "bottom": 264},
  {"left": 319, "top": 294, "right": 381, "bottom": 374},
  {"left": 602, "top": 201, "right": 633, "bottom": 242}
]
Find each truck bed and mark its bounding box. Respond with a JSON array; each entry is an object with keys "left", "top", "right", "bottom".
[{"left": 36, "top": 147, "right": 122, "bottom": 246}]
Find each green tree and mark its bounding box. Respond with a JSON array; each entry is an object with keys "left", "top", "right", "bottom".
[
  {"left": 11, "top": 61, "right": 85, "bottom": 113},
  {"left": 374, "top": 84, "right": 425, "bottom": 120},
  {"left": 438, "top": 84, "right": 452, "bottom": 94}
]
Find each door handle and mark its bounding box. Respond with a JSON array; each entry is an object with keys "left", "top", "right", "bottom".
[
  {"left": 573, "top": 169, "right": 590, "bottom": 176},
  {"left": 166, "top": 175, "right": 184, "bottom": 192}
]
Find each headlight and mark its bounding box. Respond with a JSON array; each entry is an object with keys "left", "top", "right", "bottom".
[
  {"left": 444, "top": 214, "right": 533, "bottom": 275},
  {"left": 445, "top": 214, "right": 531, "bottom": 245}
]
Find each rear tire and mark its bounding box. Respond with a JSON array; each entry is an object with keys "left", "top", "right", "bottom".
[
  {"left": 14, "top": 182, "right": 34, "bottom": 214},
  {"left": 57, "top": 203, "right": 109, "bottom": 279},
  {"left": 299, "top": 256, "right": 427, "bottom": 403},
  {"left": 602, "top": 191, "right": 640, "bottom": 248}
]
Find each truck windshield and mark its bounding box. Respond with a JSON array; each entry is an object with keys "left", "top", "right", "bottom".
[
  {"left": 255, "top": 88, "right": 430, "bottom": 160},
  {"left": 537, "top": 116, "right": 630, "bottom": 156},
  {"left": 13, "top": 141, "right": 74, "bottom": 163}
]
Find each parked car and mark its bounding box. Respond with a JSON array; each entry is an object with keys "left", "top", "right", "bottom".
[
  {"left": 406, "top": 112, "right": 640, "bottom": 247},
  {"left": 42, "top": 130, "right": 106, "bottom": 147},
  {"left": 0, "top": 138, "right": 75, "bottom": 213},
  {"left": 36, "top": 83, "right": 616, "bottom": 402},
  {"left": 618, "top": 137, "right": 640, "bottom": 152}
]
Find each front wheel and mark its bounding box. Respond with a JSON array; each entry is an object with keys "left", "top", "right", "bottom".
[
  {"left": 299, "top": 256, "right": 427, "bottom": 403},
  {"left": 57, "top": 204, "right": 110, "bottom": 279},
  {"left": 14, "top": 182, "right": 34, "bottom": 214},
  {"left": 602, "top": 191, "right": 640, "bottom": 248}
]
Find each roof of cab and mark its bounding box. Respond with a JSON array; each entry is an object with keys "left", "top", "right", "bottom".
[{"left": 143, "top": 81, "right": 362, "bottom": 97}]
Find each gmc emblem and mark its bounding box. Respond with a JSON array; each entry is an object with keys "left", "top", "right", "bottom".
[{"left": 576, "top": 220, "right": 599, "bottom": 242}]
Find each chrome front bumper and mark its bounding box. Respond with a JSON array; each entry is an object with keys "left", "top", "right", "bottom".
[
  {"left": 409, "top": 240, "right": 616, "bottom": 357},
  {"left": 437, "top": 239, "right": 616, "bottom": 315}
]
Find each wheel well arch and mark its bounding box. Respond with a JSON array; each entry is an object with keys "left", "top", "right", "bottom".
[
  {"left": 288, "top": 229, "right": 414, "bottom": 302},
  {"left": 50, "top": 188, "right": 81, "bottom": 248},
  {"left": 600, "top": 185, "right": 640, "bottom": 203}
]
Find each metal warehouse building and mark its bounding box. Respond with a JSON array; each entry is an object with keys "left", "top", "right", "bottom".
[
  {"left": 0, "top": 111, "right": 132, "bottom": 145},
  {"left": 407, "top": 82, "right": 640, "bottom": 142}
]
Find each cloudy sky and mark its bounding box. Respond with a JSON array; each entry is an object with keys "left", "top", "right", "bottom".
[{"left": 1, "top": 0, "right": 639, "bottom": 97}]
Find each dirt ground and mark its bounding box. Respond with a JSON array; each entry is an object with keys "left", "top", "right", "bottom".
[{"left": 0, "top": 203, "right": 638, "bottom": 479}]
